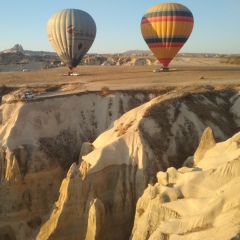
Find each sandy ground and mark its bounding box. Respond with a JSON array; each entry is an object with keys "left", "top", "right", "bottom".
[{"left": 0, "top": 57, "right": 240, "bottom": 93}]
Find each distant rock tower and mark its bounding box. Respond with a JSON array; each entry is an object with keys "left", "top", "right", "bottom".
[
  {"left": 11, "top": 44, "right": 24, "bottom": 52},
  {"left": 2, "top": 44, "right": 24, "bottom": 53}
]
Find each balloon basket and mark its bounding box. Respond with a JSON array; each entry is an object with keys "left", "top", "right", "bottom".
[{"left": 161, "top": 67, "right": 169, "bottom": 72}]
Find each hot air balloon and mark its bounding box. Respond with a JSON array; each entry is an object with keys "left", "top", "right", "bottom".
[
  {"left": 141, "top": 3, "right": 194, "bottom": 70},
  {"left": 47, "top": 9, "right": 96, "bottom": 71}
]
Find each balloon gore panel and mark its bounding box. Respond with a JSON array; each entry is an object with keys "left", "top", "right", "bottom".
[
  {"left": 141, "top": 3, "right": 194, "bottom": 67},
  {"left": 47, "top": 9, "right": 96, "bottom": 69}
]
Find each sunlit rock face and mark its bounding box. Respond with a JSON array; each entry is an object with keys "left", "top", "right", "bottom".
[
  {"left": 0, "top": 90, "right": 156, "bottom": 239},
  {"left": 131, "top": 128, "right": 240, "bottom": 240},
  {"left": 1, "top": 85, "right": 240, "bottom": 239}
]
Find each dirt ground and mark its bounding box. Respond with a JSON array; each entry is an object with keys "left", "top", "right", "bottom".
[{"left": 0, "top": 57, "right": 240, "bottom": 93}]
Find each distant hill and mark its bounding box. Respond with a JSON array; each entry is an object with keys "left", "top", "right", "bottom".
[
  {"left": 1, "top": 44, "right": 239, "bottom": 66},
  {"left": 1, "top": 45, "right": 152, "bottom": 57},
  {"left": 1, "top": 44, "right": 57, "bottom": 56},
  {"left": 2, "top": 44, "right": 239, "bottom": 58},
  {"left": 0, "top": 44, "right": 60, "bottom": 65},
  {"left": 122, "top": 50, "right": 151, "bottom": 55}
]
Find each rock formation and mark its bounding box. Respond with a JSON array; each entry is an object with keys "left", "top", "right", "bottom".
[
  {"left": 1, "top": 44, "right": 24, "bottom": 53},
  {"left": 1, "top": 85, "right": 240, "bottom": 239},
  {"left": 131, "top": 128, "right": 240, "bottom": 240},
  {"left": 0, "top": 90, "right": 155, "bottom": 239}
]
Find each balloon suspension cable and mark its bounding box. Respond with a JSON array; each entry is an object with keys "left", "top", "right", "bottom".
[{"left": 68, "top": 67, "right": 73, "bottom": 76}]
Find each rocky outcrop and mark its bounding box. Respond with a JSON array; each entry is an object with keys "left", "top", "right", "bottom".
[
  {"left": 1, "top": 86, "right": 240, "bottom": 239},
  {"left": 131, "top": 128, "right": 240, "bottom": 240},
  {"left": 1, "top": 44, "right": 24, "bottom": 54},
  {"left": 0, "top": 144, "right": 65, "bottom": 239},
  {"left": 37, "top": 161, "right": 139, "bottom": 240},
  {"left": 73, "top": 55, "right": 157, "bottom": 66},
  {"left": 0, "top": 90, "right": 155, "bottom": 239},
  {"left": 193, "top": 127, "right": 216, "bottom": 165},
  {"left": 36, "top": 86, "right": 240, "bottom": 239}
]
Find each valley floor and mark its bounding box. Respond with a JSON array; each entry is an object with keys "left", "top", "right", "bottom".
[{"left": 0, "top": 57, "right": 240, "bottom": 94}]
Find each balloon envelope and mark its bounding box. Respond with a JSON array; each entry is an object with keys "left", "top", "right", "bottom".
[
  {"left": 47, "top": 9, "right": 96, "bottom": 70},
  {"left": 141, "top": 3, "right": 194, "bottom": 67}
]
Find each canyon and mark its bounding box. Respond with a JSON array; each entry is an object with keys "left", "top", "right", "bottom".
[{"left": 1, "top": 82, "right": 240, "bottom": 239}]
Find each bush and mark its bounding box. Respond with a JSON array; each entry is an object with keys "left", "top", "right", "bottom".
[
  {"left": 0, "top": 84, "right": 7, "bottom": 94},
  {"left": 101, "top": 86, "right": 111, "bottom": 96}
]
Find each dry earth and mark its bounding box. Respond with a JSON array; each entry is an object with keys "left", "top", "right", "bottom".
[{"left": 0, "top": 57, "right": 240, "bottom": 93}]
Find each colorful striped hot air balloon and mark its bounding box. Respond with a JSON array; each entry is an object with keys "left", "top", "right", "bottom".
[
  {"left": 141, "top": 3, "right": 194, "bottom": 69},
  {"left": 47, "top": 9, "right": 96, "bottom": 70}
]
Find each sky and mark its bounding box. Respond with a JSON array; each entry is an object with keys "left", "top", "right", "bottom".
[{"left": 1, "top": 1, "right": 240, "bottom": 54}]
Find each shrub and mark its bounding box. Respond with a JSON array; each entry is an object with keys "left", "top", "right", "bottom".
[{"left": 101, "top": 86, "right": 111, "bottom": 96}]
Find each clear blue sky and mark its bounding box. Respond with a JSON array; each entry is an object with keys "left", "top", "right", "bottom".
[{"left": 1, "top": 1, "right": 240, "bottom": 54}]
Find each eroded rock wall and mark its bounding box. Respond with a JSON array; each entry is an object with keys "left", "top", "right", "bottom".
[
  {"left": 131, "top": 128, "right": 240, "bottom": 240},
  {"left": 0, "top": 91, "right": 154, "bottom": 239},
  {"left": 37, "top": 163, "right": 142, "bottom": 240},
  {"left": 1, "top": 86, "right": 240, "bottom": 239},
  {"left": 0, "top": 145, "right": 65, "bottom": 239},
  {"left": 37, "top": 86, "right": 240, "bottom": 239}
]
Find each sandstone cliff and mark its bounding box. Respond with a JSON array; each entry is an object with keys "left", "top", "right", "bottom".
[
  {"left": 131, "top": 127, "right": 240, "bottom": 239},
  {"left": 1, "top": 85, "right": 240, "bottom": 239},
  {"left": 0, "top": 90, "right": 156, "bottom": 239}
]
